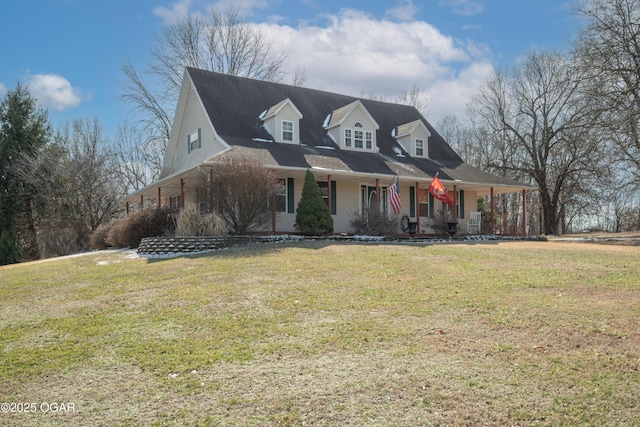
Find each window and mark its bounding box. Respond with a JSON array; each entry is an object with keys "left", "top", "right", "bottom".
[
  {"left": 360, "top": 185, "right": 388, "bottom": 215},
  {"left": 365, "top": 131, "right": 373, "bottom": 149},
  {"left": 456, "top": 189, "right": 465, "bottom": 219},
  {"left": 318, "top": 181, "right": 336, "bottom": 214},
  {"left": 415, "top": 138, "right": 424, "bottom": 156},
  {"left": 354, "top": 122, "right": 363, "bottom": 128},
  {"left": 169, "top": 195, "right": 182, "bottom": 210},
  {"left": 318, "top": 181, "right": 329, "bottom": 206},
  {"left": 344, "top": 129, "right": 352, "bottom": 147},
  {"left": 354, "top": 130, "right": 364, "bottom": 148},
  {"left": 275, "top": 179, "right": 287, "bottom": 212},
  {"left": 188, "top": 129, "right": 201, "bottom": 153},
  {"left": 282, "top": 121, "right": 293, "bottom": 142},
  {"left": 418, "top": 189, "right": 434, "bottom": 218},
  {"left": 381, "top": 187, "right": 388, "bottom": 215}
]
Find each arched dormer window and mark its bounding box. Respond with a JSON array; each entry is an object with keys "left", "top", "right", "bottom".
[{"left": 323, "top": 101, "right": 379, "bottom": 152}]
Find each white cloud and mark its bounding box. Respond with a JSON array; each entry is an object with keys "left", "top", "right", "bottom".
[
  {"left": 385, "top": 0, "right": 420, "bottom": 22},
  {"left": 437, "top": 0, "right": 485, "bottom": 17},
  {"left": 0, "top": 82, "right": 7, "bottom": 97},
  {"left": 153, "top": 0, "right": 192, "bottom": 24},
  {"left": 153, "top": 0, "right": 271, "bottom": 23},
  {"left": 261, "top": 8, "right": 492, "bottom": 122},
  {"left": 27, "top": 74, "right": 85, "bottom": 111}
]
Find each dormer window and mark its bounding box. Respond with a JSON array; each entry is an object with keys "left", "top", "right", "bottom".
[
  {"left": 324, "top": 100, "right": 380, "bottom": 152},
  {"left": 345, "top": 129, "right": 352, "bottom": 147},
  {"left": 282, "top": 120, "right": 293, "bottom": 142},
  {"left": 366, "top": 131, "right": 373, "bottom": 149},
  {"left": 259, "top": 98, "right": 303, "bottom": 144},
  {"left": 354, "top": 130, "right": 363, "bottom": 148},
  {"left": 393, "top": 120, "right": 431, "bottom": 158}
]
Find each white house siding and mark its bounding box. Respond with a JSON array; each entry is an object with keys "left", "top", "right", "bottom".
[{"left": 162, "top": 84, "right": 227, "bottom": 178}]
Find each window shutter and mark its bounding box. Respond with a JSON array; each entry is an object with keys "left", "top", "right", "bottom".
[
  {"left": 429, "top": 193, "right": 435, "bottom": 218},
  {"left": 459, "top": 190, "right": 465, "bottom": 219},
  {"left": 197, "top": 128, "right": 202, "bottom": 149},
  {"left": 331, "top": 181, "right": 337, "bottom": 215},
  {"left": 187, "top": 133, "right": 191, "bottom": 154},
  {"left": 409, "top": 186, "right": 415, "bottom": 217},
  {"left": 287, "top": 178, "right": 294, "bottom": 213}
]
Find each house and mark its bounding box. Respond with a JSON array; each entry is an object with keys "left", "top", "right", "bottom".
[{"left": 124, "top": 67, "right": 534, "bottom": 235}]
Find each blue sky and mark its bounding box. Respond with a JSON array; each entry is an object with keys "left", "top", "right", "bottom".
[{"left": 0, "top": 0, "right": 579, "bottom": 137}]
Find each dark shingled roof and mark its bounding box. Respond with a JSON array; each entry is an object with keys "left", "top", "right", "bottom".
[{"left": 187, "top": 67, "right": 527, "bottom": 188}]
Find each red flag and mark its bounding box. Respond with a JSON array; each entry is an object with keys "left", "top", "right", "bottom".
[
  {"left": 389, "top": 176, "right": 401, "bottom": 214},
  {"left": 428, "top": 174, "right": 454, "bottom": 205}
]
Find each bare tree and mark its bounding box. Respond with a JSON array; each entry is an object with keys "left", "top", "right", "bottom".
[
  {"left": 573, "top": 0, "right": 640, "bottom": 185},
  {"left": 397, "top": 83, "right": 430, "bottom": 116},
  {"left": 119, "top": 6, "right": 288, "bottom": 183},
  {"left": 114, "top": 122, "right": 162, "bottom": 192},
  {"left": 201, "top": 154, "right": 278, "bottom": 235},
  {"left": 14, "top": 118, "right": 122, "bottom": 254},
  {"left": 469, "top": 51, "right": 609, "bottom": 235},
  {"left": 437, "top": 114, "right": 485, "bottom": 168}
]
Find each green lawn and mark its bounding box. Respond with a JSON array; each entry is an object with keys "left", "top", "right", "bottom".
[{"left": 1, "top": 240, "right": 638, "bottom": 426}]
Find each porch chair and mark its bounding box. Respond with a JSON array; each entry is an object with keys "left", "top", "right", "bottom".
[{"left": 468, "top": 211, "right": 481, "bottom": 234}]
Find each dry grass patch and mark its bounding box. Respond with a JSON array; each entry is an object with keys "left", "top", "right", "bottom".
[{"left": 0, "top": 240, "right": 638, "bottom": 426}]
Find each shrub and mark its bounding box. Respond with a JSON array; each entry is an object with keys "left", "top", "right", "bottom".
[
  {"left": 349, "top": 208, "right": 398, "bottom": 236},
  {"left": 205, "top": 154, "right": 278, "bottom": 235},
  {"left": 105, "top": 218, "right": 126, "bottom": 248},
  {"left": 104, "top": 207, "right": 175, "bottom": 248},
  {"left": 175, "top": 206, "right": 228, "bottom": 236},
  {"left": 295, "top": 169, "right": 334, "bottom": 235},
  {"left": 90, "top": 222, "right": 113, "bottom": 250},
  {"left": 426, "top": 208, "right": 455, "bottom": 237}
]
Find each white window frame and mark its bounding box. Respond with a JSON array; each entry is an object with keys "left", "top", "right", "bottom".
[
  {"left": 354, "top": 130, "right": 364, "bottom": 148},
  {"left": 344, "top": 128, "right": 352, "bottom": 147},
  {"left": 415, "top": 138, "right": 424, "bottom": 157},
  {"left": 282, "top": 120, "right": 293, "bottom": 142},
  {"left": 188, "top": 128, "right": 201, "bottom": 153},
  {"left": 275, "top": 178, "right": 287, "bottom": 212},
  {"left": 365, "top": 131, "right": 373, "bottom": 150}
]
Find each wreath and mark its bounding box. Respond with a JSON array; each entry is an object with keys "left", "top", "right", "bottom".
[{"left": 400, "top": 214, "right": 410, "bottom": 233}]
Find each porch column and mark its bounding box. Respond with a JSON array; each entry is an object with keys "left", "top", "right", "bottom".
[
  {"left": 157, "top": 187, "right": 161, "bottom": 209},
  {"left": 522, "top": 189, "right": 527, "bottom": 236},
  {"left": 490, "top": 187, "right": 495, "bottom": 234},
  {"left": 416, "top": 181, "right": 420, "bottom": 234},
  {"left": 180, "top": 178, "right": 185, "bottom": 210},
  {"left": 327, "top": 174, "right": 332, "bottom": 215}
]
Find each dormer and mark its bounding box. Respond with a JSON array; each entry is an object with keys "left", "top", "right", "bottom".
[
  {"left": 323, "top": 100, "right": 380, "bottom": 152},
  {"left": 393, "top": 119, "right": 431, "bottom": 158},
  {"left": 259, "top": 98, "right": 303, "bottom": 144}
]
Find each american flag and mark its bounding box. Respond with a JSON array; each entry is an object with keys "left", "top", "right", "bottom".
[{"left": 389, "top": 176, "right": 401, "bottom": 214}]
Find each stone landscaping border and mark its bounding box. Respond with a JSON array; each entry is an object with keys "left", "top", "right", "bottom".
[{"left": 137, "top": 234, "right": 546, "bottom": 256}]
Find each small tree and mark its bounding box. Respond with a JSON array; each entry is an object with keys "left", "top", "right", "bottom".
[
  {"left": 205, "top": 154, "right": 278, "bottom": 235},
  {"left": 295, "top": 170, "right": 334, "bottom": 235}
]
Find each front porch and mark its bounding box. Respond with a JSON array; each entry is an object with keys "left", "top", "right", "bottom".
[{"left": 124, "top": 166, "right": 533, "bottom": 237}]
